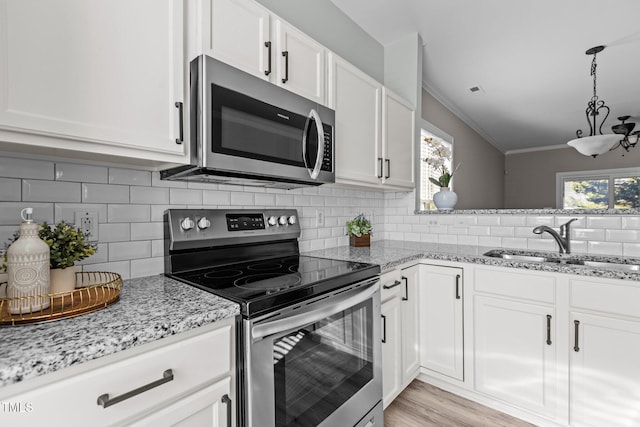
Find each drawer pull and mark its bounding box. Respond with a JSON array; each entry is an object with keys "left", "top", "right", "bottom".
[
  {"left": 97, "top": 369, "right": 174, "bottom": 408},
  {"left": 264, "top": 41, "right": 272, "bottom": 75},
  {"left": 574, "top": 320, "right": 580, "bottom": 352},
  {"left": 401, "top": 276, "right": 408, "bottom": 301},
  {"left": 383, "top": 280, "right": 402, "bottom": 290},
  {"left": 455, "top": 274, "right": 461, "bottom": 300},
  {"left": 222, "top": 394, "right": 232, "bottom": 427},
  {"left": 546, "top": 315, "right": 552, "bottom": 345},
  {"left": 381, "top": 314, "right": 387, "bottom": 343}
]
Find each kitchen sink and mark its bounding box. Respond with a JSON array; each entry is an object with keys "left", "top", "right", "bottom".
[{"left": 484, "top": 249, "right": 640, "bottom": 271}]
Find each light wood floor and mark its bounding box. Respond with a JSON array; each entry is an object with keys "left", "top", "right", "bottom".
[{"left": 383, "top": 380, "right": 536, "bottom": 427}]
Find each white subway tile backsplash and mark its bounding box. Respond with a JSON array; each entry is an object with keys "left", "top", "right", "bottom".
[
  {"left": 82, "top": 183, "right": 129, "bottom": 204},
  {"left": 109, "top": 241, "right": 151, "bottom": 261},
  {"left": 0, "top": 178, "right": 21, "bottom": 201},
  {"left": 0, "top": 157, "right": 54, "bottom": 180},
  {"left": 0, "top": 225, "right": 19, "bottom": 248},
  {"left": 588, "top": 241, "right": 623, "bottom": 256},
  {"left": 477, "top": 216, "right": 500, "bottom": 226},
  {"left": 458, "top": 235, "right": 479, "bottom": 246},
  {"left": 82, "top": 261, "right": 130, "bottom": 281},
  {"left": 573, "top": 228, "right": 605, "bottom": 241},
  {"left": 555, "top": 216, "right": 585, "bottom": 227},
  {"left": 151, "top": 171, "right": 187, "bottom": 188},
  {"left": 203, "top": 190, "right": 231, "bottom": 206},
  {"left": 622, "top": 217, "right": 640, "bottom": 229},
  {"left": 527, "top": 238, "right": 557, "bottom": 252},
  {"left": 56, "top": 163, "right": 108, "bottom": 183},
  {"left": 54, "top": 203, "right": 107, "bottom": 224},
  {"left": 500, "top": 215, "right": 527, "bottom": 226},
  {"left": 490, "top": 226, "right": 514, "bottom": 237},
  {"left": 109, "top": 168, "right": 151, "bottom": 186},
  {"left": 255, "top": 193, "right": 276, "bottom": 206},
  {"left": 170, "top": 188, "right": 203, "bottom": 205},
  {"left": 501, "top": 237, "right": 528, "bottom": 249},
  {"left": 108, "top": 204, "right": 150, "bottom": 223},
  {"left": 623, "top": 243, "right": 640, "bottom": 257},
  {"left": 438, "top": 234, "right": 458, "bottom": 245},
  {"left": 98, "top": 223, "right": 130, "bottom": 243},
  {"left": 478, "top": 236, "right": 502, "bottom": 247},
  {"left": 526, "top": 216, "right": 554, "bottom": 226},
  {"left": 23, "top": 180, "right": 80, "bottom": 203},
  {"left": 77, "top": 243, "right": 108, "bottom": 265},
  {"left": 130, "top": 257, "right": 164, "bottom": 279},
  {"left": 230, "top": 192, "right": 254, "bottom": 206},
  {"left": 587, "top": 216, "right": 622, "bottom": 229},
  {"left": 0, "top": 202, "right": 54, "bottom": 225},
  {"left": 152, "top": 239, "right": 164, "bottom": 257},
  {"left": 131, "top": 186, "right": 170, "bottom": 205},
  {"left": 467, "top": 226, "right": 490, "bottom": 236},
  {"left": 130, "top": 222, "right": 164, "bottom": 241},
  {"left": 606, "top": 229, "right": 640, "bottom": 243},
  {"left": 151, "top": 204, "right": 185, "bottom": 222}
]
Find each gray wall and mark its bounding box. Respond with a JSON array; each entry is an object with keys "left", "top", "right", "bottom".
[
  {"left": 421, "top": 90, "right": 505, "bottom": 209},
  {"left": 255, "top": 0, "right": 384, "bottom": 82},
  {"left": 505, "top": 146, "right": 640, "bottom": 208}
]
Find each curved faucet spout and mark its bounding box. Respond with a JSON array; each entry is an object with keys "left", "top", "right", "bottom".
[
  {"left": 533, "top": 226, "right": 566, "bottom": 253},
  {"left": 532, "top": 218, "right": 577, "bottom": 254}
]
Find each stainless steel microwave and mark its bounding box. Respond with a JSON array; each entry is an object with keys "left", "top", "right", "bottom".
[{"left": 161, "top": 55, "right": 335, "bottom": 189}]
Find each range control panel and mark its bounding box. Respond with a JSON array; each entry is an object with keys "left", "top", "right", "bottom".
[{"left": 165, "top": 208, "right": 301, "bottom": 251}]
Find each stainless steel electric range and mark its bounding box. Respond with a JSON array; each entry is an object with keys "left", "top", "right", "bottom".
[{"left": 164, "top": 209, "right": 383, "bottom": 427}]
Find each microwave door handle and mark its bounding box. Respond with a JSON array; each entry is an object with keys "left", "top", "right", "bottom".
[{"left": 301, "top": 109, "right": 325, "bottom": 179}]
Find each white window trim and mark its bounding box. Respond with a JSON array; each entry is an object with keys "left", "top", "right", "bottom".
[
  {"left": 417, "top": 118, "right": 454, "bottom": 211},
  {"left": 556, "top": 166, "right": 640, "bottom": 209}
]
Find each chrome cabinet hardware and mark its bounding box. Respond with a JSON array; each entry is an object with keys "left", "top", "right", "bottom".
[
  {"left": 264, "top": 41, "right": 272, "bottom": 75},
  {"left": 97, "top": 369, "right": 174, "bottom": 408},
  {"left": 281, "top": 51, "right": 289, "bottom": 83},
  {"left": 383, "top": 280, "right": 402, "bottom": 290},
  {"left": 175, "top": 102, "right": 183, "bottom": 145}
]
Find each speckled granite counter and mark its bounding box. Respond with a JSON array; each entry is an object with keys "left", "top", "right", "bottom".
[
  {"left": 304, "top": 240, "right": 640, "bottom": 282},
  {"left": 0, "top": 275, "right": 239, "bottom": 387}
]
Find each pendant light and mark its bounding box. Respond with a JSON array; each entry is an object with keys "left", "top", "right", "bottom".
[{"left": 567, "top": 46, "right": 638, "bottom": 157}]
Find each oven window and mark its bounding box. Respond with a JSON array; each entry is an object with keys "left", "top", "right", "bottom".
[
  {"left": 273, "top": 299, "right": 373, "bottom": 427},
  {"left": 212, "top": 84, "right": 309, "bottom": 167}
]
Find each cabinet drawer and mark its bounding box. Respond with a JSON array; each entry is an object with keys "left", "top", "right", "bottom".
[
  {"left": 475, "top": 268, "right": 555, "bottom": 304},
  {"left": 380, "top": 269, "right": 403, "bottom": 302},
  {"left": 571, "top": 278, "right": 640, "bottom": 318},
  {"left": 5, "top": 324, "right": 232, "bottom": 427}
]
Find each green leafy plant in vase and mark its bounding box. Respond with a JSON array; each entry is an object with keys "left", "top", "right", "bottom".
[{"left": 346, "top": 213, "right": 372, "bottom": 247}]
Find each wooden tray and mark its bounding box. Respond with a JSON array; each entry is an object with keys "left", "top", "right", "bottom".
[{"left": 0, "top": 272, "right": 122, "bottom": 326}]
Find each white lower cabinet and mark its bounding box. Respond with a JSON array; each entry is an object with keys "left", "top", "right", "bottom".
[
  {"left": 0, "top": 320, "right": 235, "bottom": 427},
  {"left": 381, "top": 291, "right": 402, "bottom": 407},
  {"left": 419, "top": 264, "right": 464, "bottom": 381},
  {"left": 474, "top": 295, "right": 557, "bottom": 417},
  {"left": 400, "top": 265, "right": 421, "bottom": 382}
]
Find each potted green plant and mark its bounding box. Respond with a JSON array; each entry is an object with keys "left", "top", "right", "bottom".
[
  {"left": 346, "top": 213, "right": 372, "bottom": 247},
  {"left": 39, "top": 221, "right": 96, "bottom": 293}
]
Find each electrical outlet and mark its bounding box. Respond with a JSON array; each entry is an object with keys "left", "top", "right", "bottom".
[
  {"left": 75, "top": 211, "right": 99, "bottom": 243},
  {"left": 315, "top": 210, "right": 325, "bottom": 228}
]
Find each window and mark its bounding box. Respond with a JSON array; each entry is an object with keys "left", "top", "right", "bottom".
[
  {"left": 417, "top": 120, "right": 454, "bottom": 210},
  {"left": 557, "top": 167, "right": 640, "bottom": 209}
]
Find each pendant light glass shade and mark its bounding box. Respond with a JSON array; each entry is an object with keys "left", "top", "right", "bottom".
[{"left": 567, "top": 134, "right": 620, "bottom": 157}]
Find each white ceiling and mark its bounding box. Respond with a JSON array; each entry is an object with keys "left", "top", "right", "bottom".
[{"left": 330, "top": 0, "right": 640, "bottom": 153}]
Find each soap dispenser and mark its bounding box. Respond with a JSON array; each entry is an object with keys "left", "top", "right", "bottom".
[{"left": 6, "top": 208, "right": 50, "bottom": 313}]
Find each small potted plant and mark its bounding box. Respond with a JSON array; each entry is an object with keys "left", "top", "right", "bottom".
[
  {"left": 346, "top": 213, "right": 372, "bottom": 247},
  {"left": 423, "top": 137, "right": 461, "bottom": 210},
  {"left": 39, "top": 221, "right": 96, "bottom": 293}
]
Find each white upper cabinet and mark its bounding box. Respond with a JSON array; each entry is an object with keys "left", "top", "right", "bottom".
[
  {"left": 382, "top": 88, "right": 415, "bottom": 189},
  {"left": 204, "top": 0, "right": 326, "bottom": 104},
  {"left": 329, "top": 54, "right": 382, "bottom": 185},
  {"left": 0, "top": 0, "right": 187, "bottom": 164},
  {"left": 328, "top": 54, "right": 414, "bottom": 191}
]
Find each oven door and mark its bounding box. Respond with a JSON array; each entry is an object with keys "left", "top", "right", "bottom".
[{"left": 244, "top": 278, "right": 382, "bottom": 427}]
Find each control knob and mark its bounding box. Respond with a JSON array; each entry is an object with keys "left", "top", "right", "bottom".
[
  {"left": 197, "top": 217, "right": 211, "bottom": 230},
  {"left": 267, "top": 216, "right": 278, "bottom": 226},
  {"left": 288, "top": 215, "right": 297, "bottom": 225},
  {"left": 180, "top": 217, "right": 195, "bottom": 231},
  {"left": 278, "top": 216, "right": 287, "bottom": 225}
]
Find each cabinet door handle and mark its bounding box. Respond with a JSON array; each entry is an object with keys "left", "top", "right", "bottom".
[
  {"left": 385, "top": 159, "right": 390, "bottom": 179},
  {"left": 264, "top": 41, "right": 272, "bottom": 75},
  {"left": 281, "top": 51, "right": 289, "bottom": 83},
  {"left": 546, "top": 315, "right": 552, "bottom": 345},
  {"left": 455, "top": 274, "right": 461, "bottom": 299},
  {"left": 381, "top": 314, "right": 387, "bottom": 343},
  {"left": 383, "top": 280, "right": 402, "bottom": 290},
  {"left": 574, "top": 320, "right": 580, "bottom": 352},
  {"left": 97, "top": 369, "right": 174, "bottom": 408},
  {"left": 175, "top": 102, "right": 183, "bottom": 145},
  {"left": 401, "top": 276, "right": 408, "bottom": 301},
  {"left": 377, "top": 157, "right": 383, "bottom": 178},
  {"left": 222, "top": 394, "right": 232, "bottom": 427}
]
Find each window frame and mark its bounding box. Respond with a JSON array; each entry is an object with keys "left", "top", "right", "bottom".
[
  {"left": 416, "top": 119, "right": 454, "bottom": 211},
  {"left": 556, "top": 167, "right": 640, "bottom": 209}
]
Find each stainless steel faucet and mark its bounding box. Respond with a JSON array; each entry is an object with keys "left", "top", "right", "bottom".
[{"left": 532, "top": 218, "right": 578, "bottom": 254}]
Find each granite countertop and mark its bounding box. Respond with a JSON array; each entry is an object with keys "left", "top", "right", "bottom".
[
  {"left": 304, "top": 240, "right": 640, "bottom": 282},
  {"left": 0, "top": 275, "right": 239, "bottom": 388}
]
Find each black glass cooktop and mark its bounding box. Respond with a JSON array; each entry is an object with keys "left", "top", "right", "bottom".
[{"left": 171, "top": 255, "right": 379, "bottom": 317}]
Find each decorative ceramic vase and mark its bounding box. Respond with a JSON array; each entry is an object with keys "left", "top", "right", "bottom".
[
  {"left": 433, "top": 187, "right": 458, "bottom": 210},
  {"left": 6, "top": 208, "right": 50, "bottom": 313},
  {"left": 350, "top": 234, "right": 371, "bottom": 247},
  {"left": 49, "top": 266, "right": 79, "bottom": 294}
]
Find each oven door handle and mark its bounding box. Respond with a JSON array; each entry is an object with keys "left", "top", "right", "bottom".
[
  {"left": 302, "top": 108, "right": 325, "bottom": 180},
  {"left": 252, "top": 278, "right": 379, "bottom": 341}
]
